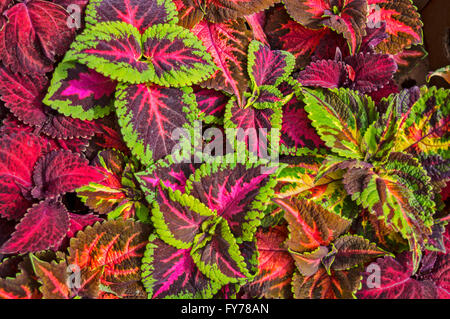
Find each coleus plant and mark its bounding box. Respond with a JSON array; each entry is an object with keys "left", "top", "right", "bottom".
[{"left": 0, "top": 0, "right": 449, "bottom": 300}]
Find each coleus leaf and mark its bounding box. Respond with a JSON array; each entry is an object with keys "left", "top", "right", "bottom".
[
  {"left": 141, "top": 23, "right": 217, "bottom": 87},
  {"left": 0, "top": 65, "right": 98, "bottom": 139},
  {"left": 283, "top": 0, "right": 368, "bottom": 55},
  {"left": 66, "top": 213, "right": 103, "bottom": 239},
  {"left": 67, "top": 219, "right": 151, "bottom": 298},
  {"left": 427, "top": 65, "right": 450, "bottom": 85},
  {"left": 115, "top": 83, "right": 198, "bottom": 166},
  {"left": 367, "top": 0, "right": 423, "bottom": 54},
  {"left": 185, "top": 160, "right": 279, "bottom": 242},
  {"left": 298, "top": 51, "right": 397, "bottom": 94},
  {"left": 0, "top": 0, "right": 75, "bottom": 74},
  {"left": 0, "top": 265, "right": 40, "bottom": 299},
  {"left": 70, "top": 21, "right": 215, "bottom": 86},
  {"left": 357, "top": 251, "right": 449, "bottom": 299},
  {"left": 69, "top": 21, "right": 153, "bottom": 83},
  {"left": 224, "top": 97, "right": 282, "bottom": 159},
  {"left": 135, "top": 153, "right": 197, "bottom": 202},
  {"left": 290, "top": 245, "right": 329, "bottom": 277},
  {"left": 273, "top": 198, "right": 351, "bottom": 253},
  {"left": 0, "top": 131, "right": 50, "bottom": 220},
  {"left": 342, "top": 160, "right": 433, "bottom": 271},
  {"left": 77, "top": 150, "right": 147, "bottom": 220},
  {"left": 301, "top": 87, "right": 377, "bottom": 159},
  {"left": 87, "top": 115, "right": 130, "bottom": 156},
  {"left": 396, "top": 86, "right": 449, "bottom": 155},
  {"left": 0, "top": 65, "right": 48, "bottom": 127},
  {"left": 0, "top": 115, "right": 92, "bottom": 155},
  {"left": 0, "top": 200, "right": 70, "bottom": 254},
  {"left": 293, "top": 266, "right": 362, "bottom": 299},
  {"left": 193, "top": 87, "right": 228, "bottom": 124},
  {"left": 247, "top": 40, "right": 295, "bottom": 88},
  {"left": 280, "top": 85, "right": 325, "bottom": 153},
  {"left": 29, "top": 254, "right": 71, "bottom": 299},
  {"left": 43, "top": 60, "right": 117, "bottom": 121},
  {"left": 85, "top": 0, "right": 178, "bottom": 33},
  {"left": 141, "top": 235, "right": 222, "bottom": 298},
  {"left": 151, "top": 185, "right": 214, "bottom": 249},
  {"left": 181, "top": 0, "right": 278, "bottom": 23},
  {"left": 265, "top": 6, "right": 328, "bottom": 66},
  {"left": 241, "top": 226, "right": 294, "bottom": 298},
  {"left": 31, "top": 150, "right": 105, "bottom": 199},
  {"left": 151, "top": 186, "right": 250, "bottom": 284},
  {"left": 325, "top": 235, "right": 390, "bottom": 272},
  {"left": 245, "top": 12, "right": 269, "bottom": 46},
  {"left": 190, "top": 217, "right": 250, "bottom": 285},
  {"left": 191, "top": 18, "right": 251, "bottom": 107}
]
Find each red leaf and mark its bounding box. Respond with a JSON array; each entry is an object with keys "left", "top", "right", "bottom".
[
  {"left": 0, "top": 131, "right": 50, "bottom": 220},
  {"left": 265, "top": 6, "right": 328, "bottom": 65},
  {"left": 192, "top": 19, "right": 251, "bottom": 107},
  {"left": 31, "top": 150, "right": 104, "bottom": 199},
  {"left": 367, "top": 0, "right": 423, "bottom": 54},
  {"left": 357, "top": 251, "right": 447, "bottom": 299},
  {"left": 0, "top": 0, "right": 74, "bottom": 74},
  {"left": 67, "top": 213, "right": 103, "bottom": 238},
  {"left": 0, "top": 200, "right": 70, "bottom": 254},
  {"left": 242, "top": 226, "right": 295, "bottom": 298},
  {"left": 282, "top": 0, "right": 368, "bottom": 54}
]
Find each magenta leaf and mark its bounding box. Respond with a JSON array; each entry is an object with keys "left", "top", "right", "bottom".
[
  {"left": 280, "top": 84, "right": 325, "bottom": 152},
  {"left": 136, "top": 155, "right": 197, "bottom": 202},
  {"left": 247, "top": 40, "right": 295, "bottom": 88},
  {"left": 141, "top": 236, "right": 222, "bottom": 298},
  {"left": 357, "top": 250, "right": 450, "bottom": 299},
  {"left": 115, "top": 83, "right": 199, "bottom": 165},
  {"left": 85, "top": 0, "right": 178, "bottom": 33},
  {"left": 0, "top": 131, "right": 50, "bottom": 220},
  {"left": 44, "top": 60, "right": 117, "bottom": 121},
  {"left": 67, "top": 213, "right": 103, "bottom": 239},
  {"left": 344, "top": 52, "right": 398, "bottom": 93},
  {"left": 0, "top": 199, "right": 70, "bottom": 254},
  {"left": 185, "top": 161, "right": 278, "bottom": 242},
  {"left": 297, "top": 59, "right": 350, "bottom": 89},
  {"left": 0, "top": 65, "right": 98, "bottom": 139},
  {"left": 31, "top": 150, "right": 104, "bottom": 199},
  {"left": 298, "top": 51, "right": 397, "bottom": 93},
  {"left": 151, "top": 186, "right": 214, "bottom": 249},
  {"left": 265, "top": 6, "right": 328, "bottom": 66},
  {"left": 283, "top": 0, "right": 368, "bottom": 55},
  {"left": 0, "top": 0, "right": 75, "bottom": 74},
  {"left": 224, "top": 97, "right": 282, "bottom": 158},
  {"left": 0, "top": 65, "right": 48, "bottom": 127},
  {"left": 193, "top": 87, "right": 228, "bottom": 124}
]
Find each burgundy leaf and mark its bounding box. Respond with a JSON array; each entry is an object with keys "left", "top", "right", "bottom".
[
  {"left": 186, "top": 163, "right": 277, "bottom": 241},
  {"left": 0, "top": 200, "right": 70, "bottom": 254},
  {"left": 265, "top": 6, "right": 328, "bottom": 66},
  {"left": 0, "top": 131, "right": 50, "bottom": 220},
  {"left": 67, "top": 213, "right": 103, "bottom": 239},
  {"left": 142, "top": 237, "right": 219, "bottom": 298},
  {"left": 31, "top": 150, "right": 104, "bottom": 199},
  {"left": 298, "top": 59, "right": 349, "bottom": 89},
  {"left": 0, "top": 0, "right": 75, "bottom": 74},
  {"left": 192, "top": 19, "right": 251, "bottom": 107},
  {"left": 85, "top": 0, "right": 177, "bottom": 33},
  {"left": 194, "top": 87, "right": 228, "bottom": 124}
]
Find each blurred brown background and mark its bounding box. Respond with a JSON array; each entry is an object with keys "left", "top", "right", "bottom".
[{"left": 408, "top": 0, "right": 450, "bottom": 88}]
